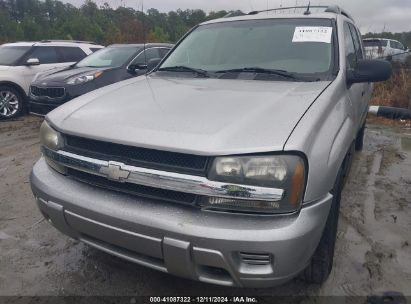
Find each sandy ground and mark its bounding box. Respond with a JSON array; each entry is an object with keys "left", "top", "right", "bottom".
[{"left": 0, "top": 116, "right": 410, "bottom": 298}]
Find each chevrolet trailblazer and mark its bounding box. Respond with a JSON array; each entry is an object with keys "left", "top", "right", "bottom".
[{"left": 30, "top": 5, "right": 392, "bottom": 287}]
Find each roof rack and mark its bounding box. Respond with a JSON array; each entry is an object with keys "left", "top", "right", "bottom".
[
  {"left": 39, "top": 40, "right": 98, "bottom": 45},
  {"left": 248, "top": 5, "right": 354, "bottom": 21}
]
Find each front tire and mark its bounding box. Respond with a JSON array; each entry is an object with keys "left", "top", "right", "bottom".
[
  {"left": 355, "top": 123, "right": 366, "bottom": 151},
  {"left": 0, "top": 86, "right": 24, "bottom": 119},
  {"left": 302, "top": 181, "right": 342, "bottom": 284}
]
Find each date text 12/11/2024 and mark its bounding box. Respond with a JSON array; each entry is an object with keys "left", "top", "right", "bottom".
[{"left": 149, "top": 297, "right": 258, "bottom": 303}]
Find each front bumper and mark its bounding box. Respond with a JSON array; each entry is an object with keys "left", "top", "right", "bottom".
[
  {"left": 28, "top": 82, "right": 96, "bottom": 115},
  {"left": 28, "top": 100, "right": 69, "bottom": 116},
  {"left": 31, "top": 158, "right": 332, "bottom": 288}
]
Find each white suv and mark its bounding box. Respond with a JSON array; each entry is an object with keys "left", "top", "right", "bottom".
[
  {"left": 363, "top": 38, "right": 410, "bottom": 63},
  {"left": 0, "top": 40, "right": 104, "bottom": 119}
]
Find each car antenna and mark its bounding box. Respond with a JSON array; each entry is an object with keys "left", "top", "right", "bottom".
[
  {"left": 142, "top": 0, "right": 148, "bottom": 76},
  {"left": 304, "top": 1, "right": 311, "bottom": 15}
]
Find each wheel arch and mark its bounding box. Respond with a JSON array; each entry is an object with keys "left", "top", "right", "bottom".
[{"left": 0, "top": 81, "right": 28, "bottom": 101}]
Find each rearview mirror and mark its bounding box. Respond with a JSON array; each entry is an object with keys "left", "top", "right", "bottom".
[
  {"left": 347, "top": 59, "right": 392, "bottom": 84},
  {"left": 26, "top": 58, "right": 40, "bottom": 66}
]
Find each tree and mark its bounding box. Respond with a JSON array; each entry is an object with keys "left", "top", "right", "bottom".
[
  {"left": 2, "top": 0, "right": 407, "bottom": 47},
  {"left": 147, "top": 26, "right": 169, "bottom": 43}
]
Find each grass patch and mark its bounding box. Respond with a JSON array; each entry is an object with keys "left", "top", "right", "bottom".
[{"left": 370, "top": 64, "right": 411, "bottom": 109}]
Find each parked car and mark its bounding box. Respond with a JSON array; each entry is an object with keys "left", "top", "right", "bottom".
[
  {"left": 0, "top": 40, "right": 103, "bottom": 119},
  {"left": 29, "top": 43, "right": 173, "bottom": 116},
  {"left": 31, "top": 5, "right": 391, "bottom": 288},
  {"left": 363, "top": 38, "right": 410, "bottom": 62}
]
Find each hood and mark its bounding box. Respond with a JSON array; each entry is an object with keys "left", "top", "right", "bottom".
[
  {"left": 48, "top": 76, "right": 330, "bottom": 156},
  {"left": 34, "top": 66, "right": 113, "bottom": 84},
  {"left": 0, "top": 65, "right": 11, "bottom": 71}
]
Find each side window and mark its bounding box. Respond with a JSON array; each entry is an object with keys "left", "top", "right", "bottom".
[
  {"left": 56, "top": 47, "right": 86, "bottom": 63},
  {"left": 159, "top": 48, "right": 171, "bottom": 58},
  {"left": 348, "top": 24, "right": 363, "bottom": 60},
  {"left": 130, "top": 48, "right": 160, "bottom": 65},
  {"left": 90, "top": 48, "right": 103, "bottom": 53},
  {"left": 344, "top": 23, "right": 356, "bottom": 69},
  {"left": 395, "top": 41, "right": 405, "bottom": 50},
  {"left": 29, "top": 46, "right": 59, "bottom": 64}
]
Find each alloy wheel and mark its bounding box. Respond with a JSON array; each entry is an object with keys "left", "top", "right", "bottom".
[{"left": 0, "top": 90, "right": 19, "bottom": 118}]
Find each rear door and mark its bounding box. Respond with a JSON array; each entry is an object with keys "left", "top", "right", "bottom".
[{"left": 56, "top": 46, "right": 87, "bottom": 63}]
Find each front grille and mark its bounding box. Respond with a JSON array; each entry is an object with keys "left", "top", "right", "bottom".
[
  {"left": 31, "top": 86, "right": 65, "bottom": 99},
  {"left": 65, "top": 135, "right": 210, "bottom": 176},
  {"left": 68, "top": 168, "right": 198, "bottom": 205}
]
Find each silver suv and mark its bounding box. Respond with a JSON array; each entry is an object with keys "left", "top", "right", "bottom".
[
  {"left": 0, "top": 40, "right": 103, "bottom": 119},
  {"left": 363, "top": 38, "right": 410, "bottom": 63},
  {"left": 31, "top": 6, "right": 391, "bottom": 288}
]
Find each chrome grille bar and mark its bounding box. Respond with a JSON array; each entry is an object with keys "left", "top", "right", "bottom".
[{"left": 43, "top": 148, "right": 284, "bottom": 202}]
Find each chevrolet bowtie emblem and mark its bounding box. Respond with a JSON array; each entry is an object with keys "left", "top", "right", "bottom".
[{"left": 99, "top": 161, "right": 130, "bottom": 182}]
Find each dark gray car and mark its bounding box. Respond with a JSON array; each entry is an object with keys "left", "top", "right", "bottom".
[{"left": 29, "top": 43, "right": 173, "bottom": 115}]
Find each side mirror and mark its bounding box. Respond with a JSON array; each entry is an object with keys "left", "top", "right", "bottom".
[
  {"left": 347, "top": 59, "right": 392, "bottom": 84},
  {"left": 147, "top": 58, "right": 162, "bottom": 71},
  {"left": 26, "top": 58, "right": 40, "bottom": 66},
  {"left": 127, "top": 63, "right": 148, "bottom": 74}
]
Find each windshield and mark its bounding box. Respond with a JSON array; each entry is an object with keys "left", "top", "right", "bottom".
[
  {"left": 363, "top": 40, "right": 388, "bottom": 48},
  {"left": 159, "top": 18, "right": 336, "bottom": 80},
  {"left": 0, "top": 46, "right": 31, "bottom": 65},
  {"left": 76, "top": 46, "right": 139, "bottom": 68}
]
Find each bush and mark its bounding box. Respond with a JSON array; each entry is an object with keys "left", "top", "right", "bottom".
[{"left": 370, "top": 67, "right": 411, "bottom": 109}]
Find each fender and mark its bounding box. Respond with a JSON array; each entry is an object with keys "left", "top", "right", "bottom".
[{"left": 0, "top": 81, "right": 28, "bottom": 101}]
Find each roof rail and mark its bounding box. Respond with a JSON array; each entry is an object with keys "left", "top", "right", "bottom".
[
  {"left": 248, "top": 5, "right": 354, "bottom": 21},
  {"left": 39, "top": 40, "right": 98, "bottom": 45},
  {"left": 224, "top": 10, "right": 246, "bottom": 18},
  {"left": 324, "top": 5, "right": 354, "bottom": 21}
]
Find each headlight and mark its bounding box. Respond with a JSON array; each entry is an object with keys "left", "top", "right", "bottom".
[
  {"left": 201, "top": 155, "right": 306, "bottom": 214},
  {"left": 40, "top": 121, "right": 66, "bottom": 174},
  {"left": 66, "top": 71, "right": 103, "bottom": 85},
  {"left": 40, "top": 121, "right": 63, "bottom": 150}
]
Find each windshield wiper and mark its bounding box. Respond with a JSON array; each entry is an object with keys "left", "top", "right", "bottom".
[
  {"left": 157, "top": 66, "right": 209, "bottom": 78},
  {"left": 214, "top": 67, "right": 297, "bottom": 80}
]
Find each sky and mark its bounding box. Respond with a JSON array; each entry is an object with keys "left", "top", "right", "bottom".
[{"left": 65, "top": 0, "right": 411, "bottom": 33}]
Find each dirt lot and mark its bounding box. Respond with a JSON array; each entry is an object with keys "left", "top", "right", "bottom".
[{"left": 0, "top": 116, "right": 410, "bottom": 298}]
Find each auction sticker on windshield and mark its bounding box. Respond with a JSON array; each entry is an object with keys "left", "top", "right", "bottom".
[{"left": 292, "top": 27, "right": 333, "bottom": 43}]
